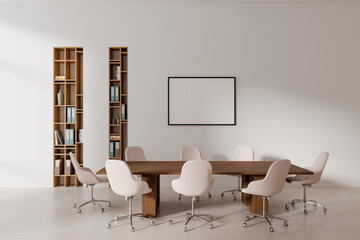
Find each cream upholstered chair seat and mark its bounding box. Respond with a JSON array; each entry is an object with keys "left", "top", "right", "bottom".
[
  {"left": 169, "top": 160, "right": 214, "bottom": 232},
  {"left": 285, "top": 152, "right": 329, "bottom": 214},
  {"left": 105, "top": 160, "right": 154, "bottom": 232},
  {"left": 242, "top": 159, "right": 291, "bottom": 232},
  {"left": 69, "top": 152, "right": 111, "bottom": 213}
]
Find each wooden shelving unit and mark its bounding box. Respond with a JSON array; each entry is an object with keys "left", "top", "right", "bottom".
[
  {"left": 109, "top": 47, "right": 128, "bottom": 160},
  {"left": 53, "top": 47, "right": 83, "bottom": 187}
]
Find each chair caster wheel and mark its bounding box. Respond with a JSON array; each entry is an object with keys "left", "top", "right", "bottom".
[
  {"left": 243, "top": 223, "right": 247, "bottom": 228},
  {"left": 183, "top": 226, "right": 187, "bottom": 232},
  {"left": 208, "top": 193, "right": 212, "bottom": 198},
  {"left": 233, "top": 196, "right": 236, "bottom": 201},
  {"left": 291, "top": 202, "right": 295, "bottom": 206},
  {"left": 77, "top": 209, "right": 81, "bottom": 213},
  {"left": 168, "top": 220, "right": 173, "bottom": 225},
  {"left": 209, "top": 217, "right": 213, "bottom": 222},
  {"left": 100, "top": 208, "right": 104, "bottom": 213},
  {"left": 209, "top": 223, "right": 213, "bottom": 229},
  {"left": 269, "top": 227, "right": 274, "bottom": 232},
  {"left": 151, "top": 220, "right": 155, "bottom": 225},
  {"left": 106, "top": 224, "right": 111, "bottom": 229},
  {"left": 285, "top": 204, "right": 289, "bottom": 211},
  {"left": 73, "top": 203, "right": 77, "bottom": 208},
  {"left": 323, "top": 207, "right": 327, "bottom": 212},
  {"left": 304, "top": 209, "right": 308, "bottom": 214},
  {"left": 196, "top": 197, "right": 200, "bottom": 201},
  {"left": 220, "top": 193, "right": 224, "bottom": 197},
  {"left": 108, "top": 202, "right": 111, "bottom": 207},
  {"left": 284, "top": 221, "right": 288, "bottom": 226},
  {"left": 178, "top": 195, "right": 181, "bottom": 200},
  {"left": 130, "top": 227, "right": 135, "bottom": 232}
]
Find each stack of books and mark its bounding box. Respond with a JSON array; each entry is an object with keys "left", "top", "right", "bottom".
[
  {"left": 65, "top": 129, "right": 75, "bottom": 145},
  {"left": 110, "top": 86, "right": 120, "bottom": 102},
  {"left": 66, "top": 107, "right": 76, "bottom": 123},
  {"left": 54, "top": 130, "right": 64, "bottom": 145},
  {"left": 109, "top": 141, "right": 120, "bottom": 158}
]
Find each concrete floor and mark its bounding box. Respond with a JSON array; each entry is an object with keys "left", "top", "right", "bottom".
[{"left": 0, "top": 187, "right": 359, "bottom": 240}]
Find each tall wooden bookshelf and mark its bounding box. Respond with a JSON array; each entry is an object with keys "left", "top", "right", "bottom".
[
  {"left": 53, "top": 47, "right": 83, "bottom": 187},
  {"left": 109, "top": 47, "right": 128, "bottom": 160}
]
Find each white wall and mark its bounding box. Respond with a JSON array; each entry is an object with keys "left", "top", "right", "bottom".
[{"left": 0, "top": 0, "right": 359, "bottom": 187}]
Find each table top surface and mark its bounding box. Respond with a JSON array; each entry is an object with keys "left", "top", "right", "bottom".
[{"left": 96, "top": 161, "right": 312, "bottom": 176}]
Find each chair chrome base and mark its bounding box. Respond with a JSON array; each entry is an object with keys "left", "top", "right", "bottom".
[
  {"left": 220, "top": 176, "right": 241, "bottom": 200},
  {"left": 285, "top": 184, "right": 327, "bottom": 214},
  {"left": 178, "top": 193, "right": 211, "bottom": 201},
  {"left": 73, "top": 184, "right": 111, "bottom": 213},
  {"left": 106, "top": 196, "right": 154, "bottom": 232},
  {"left": 243, "top": 197, "right": 288, "bottom": 232},
  {"left": 169, "top": 197, "right": 213, "bottom": 232}
]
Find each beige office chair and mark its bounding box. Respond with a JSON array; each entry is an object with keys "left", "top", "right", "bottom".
[
  {"left": 221, "top": 146, "right": 254, "bottom": 200},
  {"left": 105, "top": 160, "right": 155, "bottom": 232},
  {"left": 285, "top": 152, "right": 329, "bottom": 214},
  {"left": 69, "top": 152, "right": 111, "bottom": 213},
  {"left": 242, "top": 159, "right": 291, "bottom": 232},
  {"left": 169, "top": 160, "right": 214, "bottom": 232},
  {"left": 178, "top": 146, "right": 212, "bottom": 200},
  {"left": 125, "top": 146, "right": 148, "bottom": 161}
]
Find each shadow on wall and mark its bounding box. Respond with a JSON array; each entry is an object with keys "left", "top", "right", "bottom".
[
  {"left": 210, "top": 154, "right": 228, "bottom": 161},
  {"left": 261, "top": 156, "right": 283, "bottom": 162}
]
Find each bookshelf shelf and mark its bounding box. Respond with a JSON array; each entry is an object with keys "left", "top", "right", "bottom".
[
  {"left": 109, "top": 48, "right": 128, "bottom": 160},
  {"left": 53, "top": 47, "right": 83, "bottom": 188}
]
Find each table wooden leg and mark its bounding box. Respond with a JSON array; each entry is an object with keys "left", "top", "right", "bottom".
[
  {"left": 242, "top": 175, "right": 268, "bottom": 214},
  {"left": 241, "top": 175, "right": 252, "bottom": 206},
  {"left": 157, "top": 175, "right": 160, "bottom": 206},
  {"left": 141, "top": 175, "right": 158, "bottom": 218}
]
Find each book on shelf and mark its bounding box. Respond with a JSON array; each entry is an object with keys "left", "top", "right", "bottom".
[
  {"left": 110, "top": 135, "right": 120, "bottom": 140},
  {"left": 78, "top": 129, "right": 83, "bottom": 142},
  {"left": 55, "top": 76, "right": 65, "bottom": 80},
  {"left": 110, "top": 86, "right": 115, "bottom": 102},
  {"left": 116, "top": 66, "right": 120, "bottom": 80},
  {"left": 109, "top": 142, "right": 114, "bottom": 157},
  {"left": 71, "top": 107, "right": 75, "bottom": 123},
  {"left": 121, "top": 104, "right": 126, "bottom": 120},
  {"left": 65, "top": 159, "right": 72, "bottom": 175},
  {"left": 115, "top": 86, "right": 119, "bottom": 102},
  {"left": 54, "top": 131, "right": 59, "bottom": 145},
  {"left": 54, "top": 159, "right": 63, "bottom": 175},
  {"left": 67, "top": 107, "right": 71, "bottom": 123},
  {"left": 55, "top": 130, "right": 64, "bottom": 145},
  {"left": 115, "top": 142, "right": 120, "bottom": 157}
]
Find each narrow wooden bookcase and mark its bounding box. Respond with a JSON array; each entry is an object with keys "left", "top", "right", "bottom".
[
  {"left": 109, "top": 47, "right": 128, "bottom": 160},
  {"left": 53, "top": 47, "right": 83, "bottom": 187}
]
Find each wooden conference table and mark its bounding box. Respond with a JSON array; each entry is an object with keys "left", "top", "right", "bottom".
[{"left": 97, "top": 161, "right": 312, "bottom": 218}]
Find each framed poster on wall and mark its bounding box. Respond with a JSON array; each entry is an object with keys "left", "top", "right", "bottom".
[{"left": 168, "top": 77, "right": 236, "bottom": 125}]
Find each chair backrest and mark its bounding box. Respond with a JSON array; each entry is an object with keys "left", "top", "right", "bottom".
[
  {"left": 176, "top": 160, "right": 214, "bottom": 196},
  {"left": 232, "top": 146, "right": 254, "bottom": 161},
  {"left": 307, "top": 152, "right": 329, "bottom": 184},
  {"left": 69, "top": 152, "right": 98, "bottom": 184},
  {"left": 125, "top": 146, "right": 147, "bottom": 161},
  {"left": 250, "top": 159, "right": 291, "bottom": 197},
  {"left": 105, "top": 160, "right": 141, "bottom": 197},
  {"left": 180, "top": 146, "right": 201, "bottom": 161}
]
